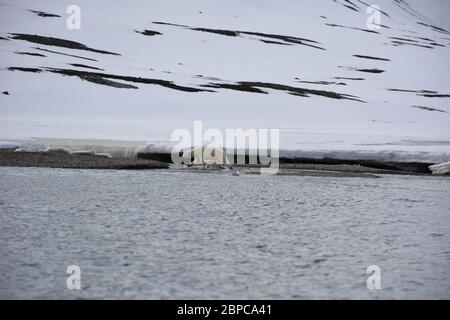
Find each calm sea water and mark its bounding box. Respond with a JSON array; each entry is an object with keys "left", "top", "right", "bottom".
[{"left": 0, "top": 167, "right": 449, "bottom": 299}]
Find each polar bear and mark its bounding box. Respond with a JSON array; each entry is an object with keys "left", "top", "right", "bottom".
[{"left": 183, "top": 146, "right": 226, "bottom": 169}]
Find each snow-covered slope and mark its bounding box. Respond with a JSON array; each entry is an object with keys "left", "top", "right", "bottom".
[{"left": 1, "top": 0, "right": 449, "bottom": 162}]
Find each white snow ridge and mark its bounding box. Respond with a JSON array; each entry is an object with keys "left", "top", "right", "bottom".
[{"left": 0, "top": 0, "right": 449, "bottom": 164}]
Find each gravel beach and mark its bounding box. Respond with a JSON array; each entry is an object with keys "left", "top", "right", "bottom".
[
  {"left": 0, "top": 149, "right": 442, "bottom": 177},
  {"left": 0, "top": 150, "right": 168, "bottom": 170}
]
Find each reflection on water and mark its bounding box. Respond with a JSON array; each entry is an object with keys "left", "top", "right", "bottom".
[{"left": 0, "top": 167, "right": 449, "bottom": 299}]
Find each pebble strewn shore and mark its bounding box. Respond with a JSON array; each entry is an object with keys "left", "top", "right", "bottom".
[{"left": 0, "top": 150, "right": 169, "bottom": 170}]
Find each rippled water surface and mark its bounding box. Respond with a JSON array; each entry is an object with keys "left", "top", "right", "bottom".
[{"left": 0, "top": 167, "right": 449, "bottom": 299}]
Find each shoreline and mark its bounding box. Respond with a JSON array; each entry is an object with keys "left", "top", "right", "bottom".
[
  {"left": 1, "top": 150, "right": 445, "bottom": 178},
  {"left": 1, "top": 137, "right": 447, "bottom": 175},
  {"left": 0, "top": 150, "right": 168, "bottom": 170}
]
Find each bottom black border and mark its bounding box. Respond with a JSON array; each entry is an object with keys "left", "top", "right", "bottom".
[{"left": 1, "top": 300, "right": 447, "bottom": 319}]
